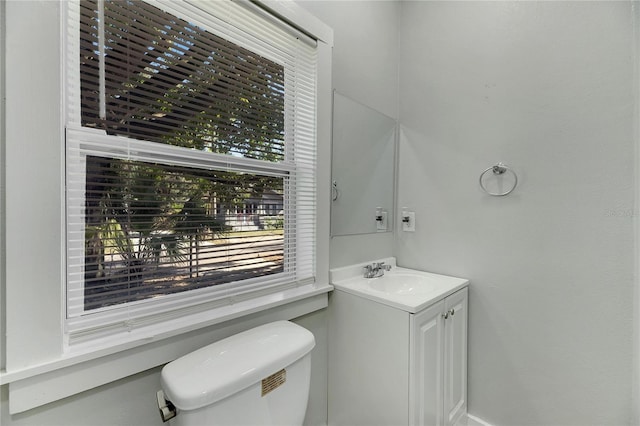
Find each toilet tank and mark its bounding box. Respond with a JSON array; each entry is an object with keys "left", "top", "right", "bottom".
[{"left": 160, "top": 321, "right": 315, "bottom": 426}]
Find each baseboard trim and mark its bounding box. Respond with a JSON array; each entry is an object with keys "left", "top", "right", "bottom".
[{"left": 467, "top": 413, "right": 494, "bottom": 426}]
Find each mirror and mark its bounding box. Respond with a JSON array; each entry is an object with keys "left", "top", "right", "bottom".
[{"left": 331, "top": 92, "right": 396, "bottom": 236}]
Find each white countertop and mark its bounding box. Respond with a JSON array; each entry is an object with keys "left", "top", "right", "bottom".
[{"left": 330, "top": 258, "right": 469, "bottom": 313}]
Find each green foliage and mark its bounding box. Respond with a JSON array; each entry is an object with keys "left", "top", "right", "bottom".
[
  {"left": 82, "top": 0, "right": 286, "bottom": 162},
  {"left": 85, "top": 157, "right": 227, "bottom": 284},
  {"left": 264, "top": 216, "right": 284, "bottom": 230},
  {"left": 80, "top": 0, "right": 286, "bottom": 296}
]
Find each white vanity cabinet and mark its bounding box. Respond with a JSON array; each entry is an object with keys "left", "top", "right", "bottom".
[
  {"left": 410, "top": 287, "right": 468, "bottom": 426},
  {"left": 328, "top": 275, "right": 468, "bottom": 426}
]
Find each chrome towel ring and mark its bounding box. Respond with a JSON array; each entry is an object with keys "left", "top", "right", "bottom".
[{"left": 479, "top": 162, "right": 518, "bottom": 196}]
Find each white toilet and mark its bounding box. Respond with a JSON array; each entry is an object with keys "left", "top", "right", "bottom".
[{"left": 158, "top": 321, "right": 315, "bottom": 425}]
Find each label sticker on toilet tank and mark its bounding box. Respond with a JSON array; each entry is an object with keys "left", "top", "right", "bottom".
[{"left": 261, "top": 369, "right": 286, "bottom": 396}]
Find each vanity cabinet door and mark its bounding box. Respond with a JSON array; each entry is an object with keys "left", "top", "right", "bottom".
[
  {"left": 410, "top": 287, "right": 468, "bottom": 426},
  {"left": 410, "top": 300, "right": 446, "bottom": 426},
  {"left": 444, "top": 287, "right": 468, "bottom": 426}
]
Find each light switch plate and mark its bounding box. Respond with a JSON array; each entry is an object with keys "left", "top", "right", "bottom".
[
  {"left": 376, "top": 210, "right": 387, "bottom": 231},
  {"left": 402, "top": 211, "right": 415, "bottom": 232}
]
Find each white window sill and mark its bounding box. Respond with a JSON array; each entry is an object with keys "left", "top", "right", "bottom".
[{"left": 1, "top": 283, "right": 332, "bottom": 414}]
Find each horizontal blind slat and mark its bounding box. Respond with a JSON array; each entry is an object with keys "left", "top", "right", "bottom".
[
  {"left": 66, "top": 0, "right": 316, "bottom": 339},
  {"left": 79, "top": 0, "right": 287, "bottom": 162}
]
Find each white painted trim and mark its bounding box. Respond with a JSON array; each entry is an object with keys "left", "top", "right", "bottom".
[
  {"left": 315, "top": 37, "right": 334, "bottom": 290},
  {"left": 0, "top": 285, "right": 331, "bottom": 385},
  {"left": 256, "top": 0, "right": 334, "bottom": 46},
  {"left": 467, "top": 413, "right": 495, "bottom": 426},
  {"left": 5, "top": 292, "right": 329, "bottom": 414},
  {"left": 1, "top": 0, "right": 334, "bottom": 414}
]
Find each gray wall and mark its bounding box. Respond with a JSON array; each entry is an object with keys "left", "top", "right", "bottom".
[
  {"left": 396, "top": 2, "right": 636, "bottom": 425},
  {"left": 297, "top": 1, "right": 401, "bottom": 269}
]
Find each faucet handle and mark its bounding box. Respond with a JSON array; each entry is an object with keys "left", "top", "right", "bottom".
[
  {"left": 375, "top": 262, "right": 391, "bottom": 271},
  {"left": 363, "top": 262, "right": 391, "bottom": 278}
]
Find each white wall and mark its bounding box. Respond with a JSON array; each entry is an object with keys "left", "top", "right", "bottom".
[
  {"left": 0, "top": 1, "right": 331, "bottom": 425},
  {"left": 0, "top": 1, "right": 400, "bottom": 424},
  {"left": 0, "top": 309, "right": 328, "bottom": 426},
  {"left": 2, "top": 1, "right": 637, "bottom": 425},
  {"left": 397, "top": 2, "right": 636, "bottom": 425},
  {"left": 296, "top": 1, "right": 400, "bottom": 269}
]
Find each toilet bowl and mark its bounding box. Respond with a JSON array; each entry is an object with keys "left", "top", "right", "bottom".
[{"left": 158, "top": 321, "right": 315, "bottom": 425}]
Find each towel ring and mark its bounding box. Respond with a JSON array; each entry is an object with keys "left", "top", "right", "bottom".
[{"left": 479, "top": 162, "right": 518, "bottom": 196}]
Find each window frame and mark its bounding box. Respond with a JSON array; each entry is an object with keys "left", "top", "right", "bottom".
[
  {"left": 1, "top": 0, "right": 332, "bottom": 414},
  {"left": 64, "top": 0, "right": 317, "bottom": 343}
]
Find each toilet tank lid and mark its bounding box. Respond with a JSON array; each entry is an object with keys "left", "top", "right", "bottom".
[{"left": 160, "top": 321, "right": 315, "bottom": 410}]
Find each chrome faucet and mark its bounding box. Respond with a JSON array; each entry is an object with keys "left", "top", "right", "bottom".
[{"left": 363, "top": 262, "right": 392, "bottom": 278}]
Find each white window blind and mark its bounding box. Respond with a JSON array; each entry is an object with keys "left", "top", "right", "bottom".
[{"left": 64, "top": 0, "right": 317, "bottom": 343}]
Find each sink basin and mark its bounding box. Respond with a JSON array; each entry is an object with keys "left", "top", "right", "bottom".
[
  {"left": 330, "top": 259, "right": 469, "bottom": 313},
  {"left": 368, "top": 273, "right": 437, "bottom": 295}
]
